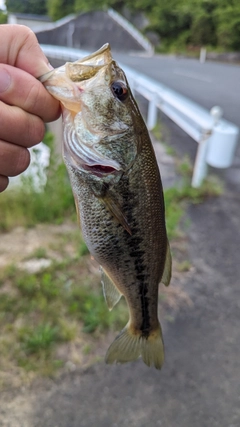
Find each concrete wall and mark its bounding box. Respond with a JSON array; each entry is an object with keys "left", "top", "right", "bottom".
[{"left": 36, "top": 11, "right": 146, "bottom": 53}]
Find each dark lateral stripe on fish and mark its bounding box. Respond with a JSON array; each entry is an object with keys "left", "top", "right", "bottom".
[
  {"left": 128, "top": 233, "right": 151, "bottom": 336},
  {"left": 140, "top": 289, "right": 150, "bottom": 336},
  {"left": 124, "top": 180, "right": 152, "bottom": 335}
]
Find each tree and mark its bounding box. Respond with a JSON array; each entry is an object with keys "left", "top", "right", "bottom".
[
  {"left": 214, "top": 1, "right": 240, "bottom": 50},
  {"left": 74, "top": 0, "right": 109, "bottom": 13},
  {"left": 0, "top": 11, "right": 7, "bottom": 23},
  {"left": 47, "top": 0, "right": 74, "bottom": 21},
  {"left": 6, "top": 0, "right": 48, "bottom": 14},
  {"left": 140, "top": 0, "right": 192, "bottom": 49}
]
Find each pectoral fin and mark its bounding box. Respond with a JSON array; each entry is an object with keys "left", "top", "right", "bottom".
[
  {"left": 103, "top": 197, "right": 132, "bottom": 235},
  {"left": 161, "top": 240, "right": 172, "bottom": 287},
  {"left": 100, "top": 267, "right": 122, "bottom": 310}
]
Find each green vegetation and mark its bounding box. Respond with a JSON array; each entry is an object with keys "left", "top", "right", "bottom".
[
  {"left": 0, "top": 257, "right": 127, "bottom": 378},
  {"left": 0, "top": 132, "right": 75, "bottom": 232},
  {"left": 152, "top": 122, "right": 176, "bottom": 156},
  {"left": 4, "top": 0, "right": 240, "bottom": 52},
  {"left": 29, "top": 247, "right": 48, "bottom": 259},
  {"left": 47, "top": 0, "right": 75, "bottom": 21},
  {"left": 164, "top": 156, "right": 222, "bottom": 240},
  {"left": 0, "top": 11, "right": 7, "bottom": 24},
  {"left": 177, "top": 260, "right": 192, "bottom": 272},
  {"left": 151, "top": 122, "right": 163, "bottom": 142},
  {"left": 5, "top": 0, "right": 48, "bottom": 15}
]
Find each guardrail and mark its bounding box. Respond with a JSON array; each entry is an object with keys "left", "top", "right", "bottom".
[{"left": 41, "top": 45, "right": 239, "bottom": 187}]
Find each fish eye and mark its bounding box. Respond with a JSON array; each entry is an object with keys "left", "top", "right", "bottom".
[{"left": 111, "top": 81, "right": 128, "bottom": 102}]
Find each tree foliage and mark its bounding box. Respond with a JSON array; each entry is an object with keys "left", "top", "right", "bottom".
[
  {"left": 5, "top": 0, "right": 240, "bottom": 51},
  {"left": 74, "top": 0, "right": 111, "bottom": 13},
  {"left": 6, "top": 0, "right": 48, "bottom": 15},
  {"left": 128, "top": 0, "right": 240, "bottom": 51},
  {"left": 0, "top": 11, "right": 7, "bottom": 24},
  {"left": 47, "top": 0, "right": 74, "bottom": 21},
  {"left": 215, "top": 2, "right": 240, "bottom": 50}
]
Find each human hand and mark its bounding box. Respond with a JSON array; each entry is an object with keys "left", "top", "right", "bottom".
[{"left": 0, "top": 24, "right": 60, "bottom": 192}]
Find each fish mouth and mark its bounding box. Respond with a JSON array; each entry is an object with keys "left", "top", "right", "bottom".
[
  {"left": 38, "top": 44, "right": 114, "bottom": 113},
  {"left": 39, "top": 44, "right": 112, "bottom": 86},
  {"left": 40, "top": 45, "right": 125, "bottom": 177}
]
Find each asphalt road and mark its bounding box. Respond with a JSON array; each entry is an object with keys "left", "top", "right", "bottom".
[{"left": 114, "top": 52, "right": 240, "bottom": 129}]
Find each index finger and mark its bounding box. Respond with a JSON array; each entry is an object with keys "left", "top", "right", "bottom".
[
  {"left": 0, "top": 24, "right": 52, "bottom": 77},
  {"left": 0, "top": 64, "right": 60, "bottom": 123}
]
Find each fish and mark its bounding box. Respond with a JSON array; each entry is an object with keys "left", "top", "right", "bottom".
[{"left": 39, "top": 44, "right": 172, "bottom": 369}]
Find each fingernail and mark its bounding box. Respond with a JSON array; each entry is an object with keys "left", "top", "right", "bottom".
[{"left": 0, "top": 68, "right": 11, "bottom": 93}]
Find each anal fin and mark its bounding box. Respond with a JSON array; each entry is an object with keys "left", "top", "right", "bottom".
[
  {"left": 100, "top": 266, "right": 122, "bottom": 311},
  {"left": 161, "top": 240, "right": 172, "bottom": 287}
]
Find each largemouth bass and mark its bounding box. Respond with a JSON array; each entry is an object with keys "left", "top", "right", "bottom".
[{"left": 40, "top": 44, "right": 171, "bottom": 369}]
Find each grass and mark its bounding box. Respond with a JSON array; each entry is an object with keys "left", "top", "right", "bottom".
[
  {"left": 164, "top": 155, "right": 223, "bottom": 239},
  {"left": 0, "top": 257, "right": 128, "bottom": 379},
  {"left": 27, "top": 247, "right": 48, "bottom": 259},
  {"left": 0, "top": 132, "right": 75, "bottom": 232},
  {"left": 19, "top": 323, "right": 59, "bottom": 354},
  {"left": 152, "top": 122, "right": 163, "bottom": 141},
  {"left": 151, "top": 121, "right": 176, "bottom": 156},
  {"left": 164, "top": 176, "right": 222, "bottom": 239}
]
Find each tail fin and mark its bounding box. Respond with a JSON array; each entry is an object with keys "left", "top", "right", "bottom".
[{"left": 105, "top": 323, "right": 164, "bottom": 370}]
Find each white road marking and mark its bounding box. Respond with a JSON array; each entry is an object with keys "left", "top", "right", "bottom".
[{"left": 173, "top": 68, "right": 212, "bottom": 83}]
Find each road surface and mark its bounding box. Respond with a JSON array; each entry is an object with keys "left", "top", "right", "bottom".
[{"left": 114, "top": 52, "right": 240, "bottom": 129}]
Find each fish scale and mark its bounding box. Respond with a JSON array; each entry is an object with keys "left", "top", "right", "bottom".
[{"left": 39, "top": 43, "right": 172, "bottom": 369}]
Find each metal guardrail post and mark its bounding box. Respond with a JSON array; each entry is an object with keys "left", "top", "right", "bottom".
[
  {"left": 147, "top": 95, "right": 158, "bottom": 130},
  {"left": 191, "top": 132, "right": 210, "bottom": 187}
]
